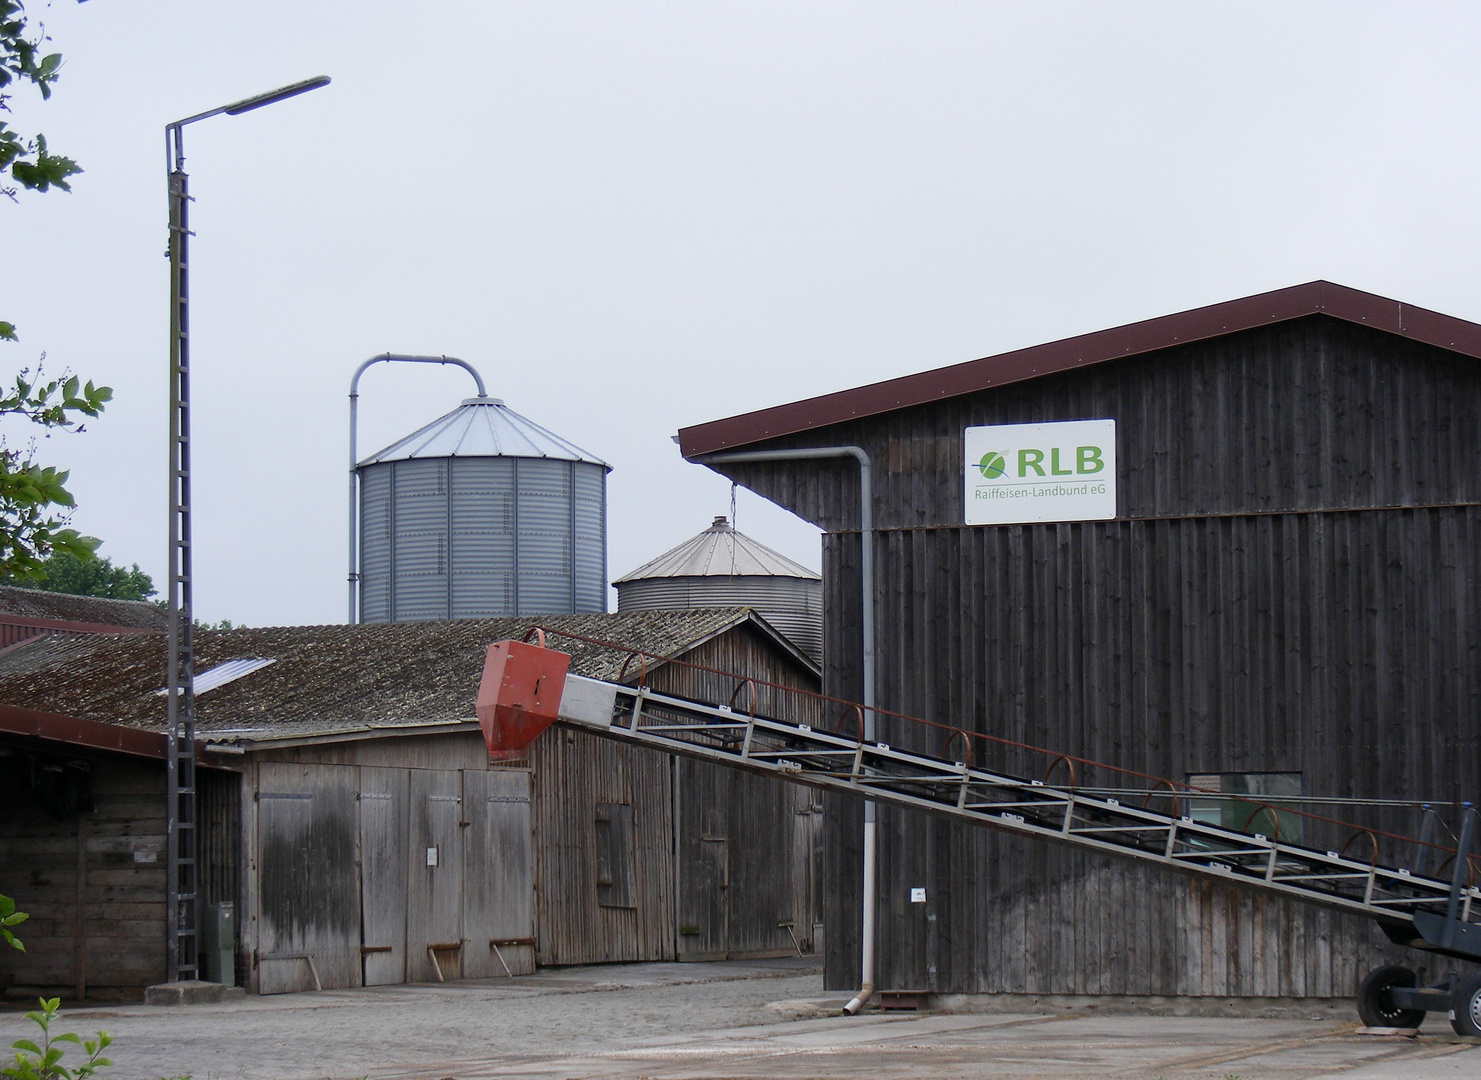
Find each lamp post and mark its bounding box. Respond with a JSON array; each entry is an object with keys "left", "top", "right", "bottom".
[{"left": 164, "top": 75, "right": 330, "bottom": 984}]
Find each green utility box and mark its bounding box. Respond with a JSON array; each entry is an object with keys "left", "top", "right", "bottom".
[{"left": 201, "top": 902, "right": 236, "bottom": 986}]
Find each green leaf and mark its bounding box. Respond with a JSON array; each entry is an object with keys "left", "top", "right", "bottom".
[{"left": 7, "top": 1042, "right": 38, "bottom": 1056}]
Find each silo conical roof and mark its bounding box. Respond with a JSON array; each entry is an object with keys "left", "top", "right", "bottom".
[
  {"left": 614, "top": 517, "right": 819, "bottom": 583},
  {"left": 358, "top": 397, "right": 609, "bottom": 468}
]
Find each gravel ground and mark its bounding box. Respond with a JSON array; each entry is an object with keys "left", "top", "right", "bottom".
[
  {"left": 0, "top": 958, "right": 827, "bottom": 1080},
  {"left": 3, "top": 957, "right": 1479, "bottom": 1080}
]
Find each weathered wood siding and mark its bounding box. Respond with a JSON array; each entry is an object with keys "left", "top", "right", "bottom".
[
  {"left": 528, "top": 621, "right": 822, "bottom": 965},
  {"left": 244, "top": 737, "right": 535, "bottom": 991},
  {"left": 358, "top": 766, "right": 410, "bottom": 985},
  {"left": 657, "top": 625, "right": 823, "bottom": 959},
  {"left": 529, "top": 727, "right": 675, "bottom": 965},
  {"left": 0, "top": 755, "right": 167, "bottom": 999},
  {"left": 463, "top": 769, "right": 535, "bottom": 977},
  {"left": 254, "top": 762, "right": 361, "bottom": 993},
  {"left": 710, "top": 316, "right": 1481, "bottom": 996}
]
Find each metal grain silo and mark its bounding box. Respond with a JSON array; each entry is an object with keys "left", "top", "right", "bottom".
[
  {"left": 356, "top": 397, "right": 610, "bottom": 622},
  {"left": 614, "top": 516, "right": 822, "bottom": 661}
]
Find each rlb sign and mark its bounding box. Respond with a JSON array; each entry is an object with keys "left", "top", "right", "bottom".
[{"left": 963, "top": 419, "right": 1116, "bottom": 525}]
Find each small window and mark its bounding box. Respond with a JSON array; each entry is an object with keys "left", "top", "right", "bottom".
[
  {"left": 1186, "top": 772, "right": 1303, "bottom": 844},
  {"left": 595, "top": 802, "right": 635, "bottom": 908}
]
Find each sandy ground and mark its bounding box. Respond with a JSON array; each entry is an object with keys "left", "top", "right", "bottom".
[{"left": 3, "top": 957, "right": 1478, "bottom": 1080}]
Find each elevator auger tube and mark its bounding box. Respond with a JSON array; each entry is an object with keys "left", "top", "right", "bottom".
[
  {"left": 347, "top": 355, "right": 488, "bottom": 623},
  {"left": 695, "top": 446, "right": 877, "bottom": 1015},
  {"left": 478, "top": 632, "right": 1481, "bottom": 1034}
]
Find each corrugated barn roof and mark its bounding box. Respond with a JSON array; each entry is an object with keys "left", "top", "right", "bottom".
[
  {"left": 0, "top": 608, "right": 795, "bottom": 743},
  {"left": 0, "top": 586, "right": 167, "bottom": 632},
  {"left": 358, "top": 397, "right": 609, "bottom": 468},
  {"left": 614, "top": 517, "right": 819, "bottom": 583}
]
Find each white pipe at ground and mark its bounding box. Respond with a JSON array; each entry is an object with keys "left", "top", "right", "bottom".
[
  {"left": 696, "top": 445, "right": 876, "bottom": 1016},
  {"left": 842, "top": 812, "right": 877, "bottom": 1015}
]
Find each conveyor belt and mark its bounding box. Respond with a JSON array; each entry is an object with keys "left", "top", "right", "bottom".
[{"left": 550, "top": 671, "right": 1481, "bottom": 962}]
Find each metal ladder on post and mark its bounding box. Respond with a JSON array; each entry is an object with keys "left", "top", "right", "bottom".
[{"left": 165, "top": 159, "right": 198, "bottom": 984}]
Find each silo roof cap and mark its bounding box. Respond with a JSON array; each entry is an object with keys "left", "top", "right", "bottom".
[
  {"left": 358, "top": 397, "right": 609, "bottom": 468},
  {"left": 614, "top": 517, "right": 820, "bottom": 583}
]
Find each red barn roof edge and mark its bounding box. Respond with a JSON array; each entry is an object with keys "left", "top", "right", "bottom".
[{"left": 677, "top": 281, "right": 1481, "bottom": 458}]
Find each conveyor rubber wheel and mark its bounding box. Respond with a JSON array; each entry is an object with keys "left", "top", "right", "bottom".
[
  {"left": 1356, "top": 965, "right": 1426, "bottom": 1029},
  {"left": 1450, "top": 972, "right": 1481, "bottom": 1037}
]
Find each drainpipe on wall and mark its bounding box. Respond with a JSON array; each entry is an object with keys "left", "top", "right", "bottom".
[{"left": 696, "top": 446, "right": 876, "bottom": 1015}]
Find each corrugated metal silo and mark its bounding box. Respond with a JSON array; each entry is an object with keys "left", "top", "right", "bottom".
[
  {"left": 357, "top": 397, "right": 610, "bottom": 622},
  {"left": 614, "top": 517, "right": 822, "bottom": 661}
]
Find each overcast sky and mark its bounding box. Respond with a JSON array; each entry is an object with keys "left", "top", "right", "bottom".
[{"left": 5, "top": 1, "right": 1480, "bottom": 626}]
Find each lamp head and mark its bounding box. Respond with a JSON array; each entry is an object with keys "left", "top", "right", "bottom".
[{"left": 223, "top": 75, "right": 331, "bottom": 116}]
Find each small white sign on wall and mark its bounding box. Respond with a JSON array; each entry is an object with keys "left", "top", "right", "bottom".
[{"left": 964, "top": 420, "right": 1116, "bottom": 525}]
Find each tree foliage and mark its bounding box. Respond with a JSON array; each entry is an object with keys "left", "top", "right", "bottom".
[
  {"left": 0, "top": 892, "right": 25, "bottom": 951},
  {"left": 3, "top": 549, "right": 154, "bottom": 600},
  {"left": 0, "top": 1, "right": 82, "bottom": 207},
  {"left": 1, "top": 1, "right": 108, "bottom": 581},
  {"left": 0, "top": 368, "right": 110, "bottom": 578}
]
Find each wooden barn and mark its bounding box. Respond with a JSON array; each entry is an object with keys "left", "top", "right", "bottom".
[
  {"left": 678, "top": 280, "right": 1481, "bottom": 1001},
  {"left": 0, "top": 608, "right": 821, "bottom": 999}
]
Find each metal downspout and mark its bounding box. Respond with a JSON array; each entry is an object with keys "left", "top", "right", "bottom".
[
  {"left": 346, "top": 355, "right": 487, "bottom": 623},
  {"left": 696, "top": 446, "right": 876, "bottom": 1014}
]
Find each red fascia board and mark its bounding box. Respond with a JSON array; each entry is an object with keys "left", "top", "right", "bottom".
[
  {"left": 0, "top": 704, "right": 167, "bottom": 760},
  {"left": 677, "top": 281, "right": 1481, "bottom": 457},
  {"left": 0, "top": 616, "right": 160, "bottom": 635}
]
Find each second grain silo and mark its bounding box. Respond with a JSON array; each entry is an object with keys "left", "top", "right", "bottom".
[
  {"left": 614, "top": 516, "right": 822, "bottom": 661},
  {"left": 356, "top": 396, "right": 610, "bottom": 622}
]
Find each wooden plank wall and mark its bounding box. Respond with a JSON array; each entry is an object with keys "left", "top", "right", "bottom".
[
  {"left": 710, "top": 316, "right": 1481, "bottom": 996},
  {"left": 250, "top": 736, "right": 536, "bottom": 989},
  {"left": 656, "top": 624, "right": 822, "bottom": 960},
  {"left": 528, "top": 621, "right": 824, "bottom": 965},
  {"left": 463, "top": 769, "right": 536, "bottom": 977},
  {"left": 0, "top": 752, "right": 166, "bottom": 999},
  {"left": 254, "top": 762, "right": 361, "bottom": 993},
  {"left": 529, "top": 727, "right": 675, "bottom": 965}
]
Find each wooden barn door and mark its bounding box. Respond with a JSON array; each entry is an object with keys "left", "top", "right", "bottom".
[
  {"left": 679, "top": 834, "right": 729, "bottom": 961},
  {"left": 406, "top": 770, "right": 464, "bottom": 982},
  {"left": 358, "top": 767, "right": 409, "bottom": 985},
  {"left": 254, "top": 763, "right": 361, "bottom": 993},
  {"left": 462, "top": 769, "right": 535, "bottom": 977}
]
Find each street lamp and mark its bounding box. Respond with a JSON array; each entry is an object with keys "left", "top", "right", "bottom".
[{"left": 164, "top": 75, "right": 330, "bottom": 984}]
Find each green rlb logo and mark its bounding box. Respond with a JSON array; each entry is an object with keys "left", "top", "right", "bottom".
[
  {"left": 978, "top": 452, "right": 1007, "bottom": 479},
  {"left": 979, "top": 446, "right": 1105, "bottom": 479}
]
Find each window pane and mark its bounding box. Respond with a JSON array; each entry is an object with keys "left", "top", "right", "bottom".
[{"left": 1185, "top": 772, "right": 1303, "bottom": 844}]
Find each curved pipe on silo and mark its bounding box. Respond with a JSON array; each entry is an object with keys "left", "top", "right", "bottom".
[
  {"left": 696, "top": 445, "right": 875, "bottom": 1015},
  {"left": 347, "top": 354, "right": 487, "bottom": 623}
]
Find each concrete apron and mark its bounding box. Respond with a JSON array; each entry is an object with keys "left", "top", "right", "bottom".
[{"left": 920, "top": 992, "right": 1358, "bottom": 1020}]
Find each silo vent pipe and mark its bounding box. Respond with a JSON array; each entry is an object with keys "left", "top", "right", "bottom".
[
  {"left": 695, "top": 445, "right": 876, "bottom": 1015},
  {"left": 347, "top": 354, "right": 488, "bottom": 623}
]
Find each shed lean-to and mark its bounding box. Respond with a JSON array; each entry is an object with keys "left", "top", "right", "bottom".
[
  {"left": 680, "top": 281, "right": 1481, "bottom": 999},
  {"left": 0, "top": 609, "right": 821, "bottom": 997}
]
